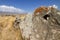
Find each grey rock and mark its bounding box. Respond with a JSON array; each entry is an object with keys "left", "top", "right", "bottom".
[
  {"left": 20, "top": 8, "right": 60, "bottom": 40},
  {"left": 32, "top": 8, "right": 60, "bottom": 40}
]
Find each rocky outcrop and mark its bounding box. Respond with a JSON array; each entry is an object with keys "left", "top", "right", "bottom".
[
  {"left": 32, "top": 6, "right": 60, "bottom": 40},
  {"left": 20, "top": 6, "right": 60, "bottom": 40}
]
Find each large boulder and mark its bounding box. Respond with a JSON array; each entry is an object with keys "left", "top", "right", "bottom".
[
  {"left": 20, "top": 6, "right": 60, "bottom": 40},
  {"left": 32, "top": 6, "right": 60, "bottom": 40}
]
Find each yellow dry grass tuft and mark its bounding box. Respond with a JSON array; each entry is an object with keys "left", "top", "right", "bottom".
[{"left": 0, "top": 15, "right": 26, "bottom": 40}]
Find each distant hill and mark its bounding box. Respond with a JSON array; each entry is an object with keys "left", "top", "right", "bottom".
[{"left": 0, "top": 12, "right": 27, "bottom": 15}]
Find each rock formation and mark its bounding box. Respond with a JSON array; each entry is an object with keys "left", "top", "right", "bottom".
[
  {"left": 32, "top": 6, "right": 60, "bottom": 40},
  {"left": 20, "top": 6, "right": 60, "bottom": 40}
]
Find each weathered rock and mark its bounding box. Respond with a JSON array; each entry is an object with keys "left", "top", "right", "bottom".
[
  {"left": 32, "top": 6, "right": 60, "bottom": 40},
  {"left": 20, "top": 6, "right": 60, "bottom": 40}
]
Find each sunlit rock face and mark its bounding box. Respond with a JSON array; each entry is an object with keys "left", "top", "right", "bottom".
[
  {"left": 20, "top": 13, "right": 33, "bottom": 40},
  {"left": 20, "top": 13, "right": 49, "bottom": 40}
]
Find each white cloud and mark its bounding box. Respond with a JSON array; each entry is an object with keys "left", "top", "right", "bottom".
[
  {"left": 52, "top": 5, "right": 58, "bottom": 8},
  {"left": 49, "top": 5, "right": 58, "bottom": 9},
  {"left": 0, "top": 5, "right": 25, "bottom": 13}
]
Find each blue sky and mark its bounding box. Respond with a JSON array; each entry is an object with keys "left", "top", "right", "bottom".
[{"left": 0, "top": 0, "right": 60, "bottom": 12}]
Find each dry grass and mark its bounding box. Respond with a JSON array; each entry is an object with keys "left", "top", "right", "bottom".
[{"left": 0, "top": 15, "right": 26, "bottom": 40}]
